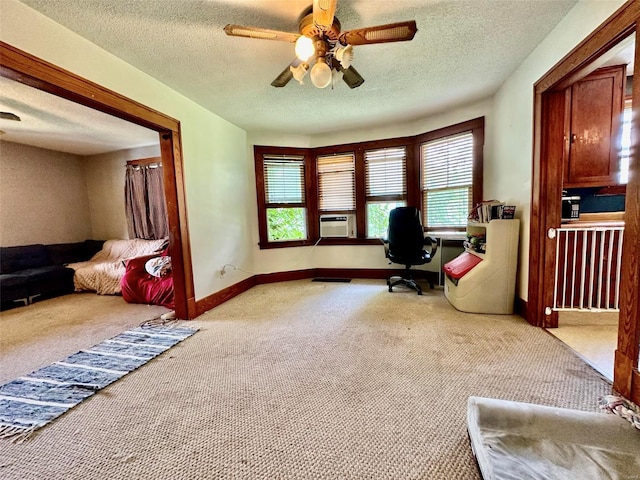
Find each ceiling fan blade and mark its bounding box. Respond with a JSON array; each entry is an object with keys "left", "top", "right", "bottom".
[
  {"left": 224, "top": 24, "right": 300, "bottom": 43},
  {"left": 339, "top": 21, "right": 418, "bottom": 45},
  {"left": 313, "top": 0, "right": 337, "bottom": 31},
  {"left": 271, "top": 59, "right": 303, "bottom": 88},
  {"left": 341, "top": 66, "right": 365, "bottom": 89},
  {"left": 271, "top": 67, "right": 293, "bottom": 88},
  {"left": 331, "top": 58, "right": 364, "bottom": 89}
]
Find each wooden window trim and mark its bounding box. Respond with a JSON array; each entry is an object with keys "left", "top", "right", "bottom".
[
  {"left": 416, "top": 117, "right": 485, "bottom": 225},
  {"left": 254, "top": 117, "right": 484, "bottom": 248},
  {"left": 254, "top": 146, "right": 316, "bottom": 248}
]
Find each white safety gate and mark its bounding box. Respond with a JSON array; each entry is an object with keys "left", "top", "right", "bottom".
[{"left": 553, "top": 225, "right": 625, "bottom": 312}]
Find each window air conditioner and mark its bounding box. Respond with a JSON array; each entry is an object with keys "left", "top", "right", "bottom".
[{"left": 319, "top": 214, "right": 356, "bottom": 238}]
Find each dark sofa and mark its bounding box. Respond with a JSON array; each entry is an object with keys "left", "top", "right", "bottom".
[{"left": 0, "top": 240, "right": 104, "bottom": 310}]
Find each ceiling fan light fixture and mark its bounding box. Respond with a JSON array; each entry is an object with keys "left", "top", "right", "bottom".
[
  {"left": 310, "top": 58, "right": 332, "bottom": 88},
  {"left": 334, "top": 44, "right": 353, "bottom": 69},
  {"left": 290, "top": 62, "right": 310, "bottom": 85},
  {"left": 295, "top": 35, "right": 315, "bottom": 61}
]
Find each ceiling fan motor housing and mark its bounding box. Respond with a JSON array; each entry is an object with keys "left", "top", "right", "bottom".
[{"left": 299, "top": 13, "right": 341, "bottom": 43}]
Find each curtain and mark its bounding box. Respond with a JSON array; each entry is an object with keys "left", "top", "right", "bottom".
[{"left": 125, "top": 164, "right": 169, "bottom": 240}]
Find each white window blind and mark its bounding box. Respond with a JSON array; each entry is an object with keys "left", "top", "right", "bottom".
[
  {"left": 365, "top": 147, "right": 407, "bottom": 200},
  {"left": 421, "top": 132, "right": 473, "bottom": 228},
  {"left": 317, "top": 153, "right": 355, "bottom": 211},
  {"left": 263, "top": 155, "right": 306, "bottom": 206}
]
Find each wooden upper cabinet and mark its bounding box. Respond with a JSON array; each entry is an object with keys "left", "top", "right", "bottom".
[{"left": 563, "top": 65, "right": 625, "bottom": 187}]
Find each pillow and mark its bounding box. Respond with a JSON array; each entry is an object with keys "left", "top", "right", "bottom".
[{"left": 144, "top": 256, "right": 172, "bottom": 278}]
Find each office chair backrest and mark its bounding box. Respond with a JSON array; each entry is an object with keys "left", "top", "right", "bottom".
[{"left": 387, "top": 207, "right": 426, "bottom": 260}]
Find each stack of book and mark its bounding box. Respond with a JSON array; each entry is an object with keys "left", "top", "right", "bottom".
[{"left": 470, "top": 201, "right": 515, "bottom": 223}]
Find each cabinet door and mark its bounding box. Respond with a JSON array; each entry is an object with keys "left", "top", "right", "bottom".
[{"left": 564, "top": 65, "right": 624, "bottom": 187}]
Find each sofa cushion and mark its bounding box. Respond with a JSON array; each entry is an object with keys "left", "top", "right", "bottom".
[
  {"left": 0, "top": 274, "right": 30, "bottom": 305},
  {"left": 45, "top": 240, "right": 105, "bottom": 266},
  {"left": 0, "top": 245, "right": 50, "bottom": 274},
  {"left": 46, "top": 243, "right": 88, "bottom": 266},
  {"left": 0, "top": 273, "right": 30, "bottom": 288},
  {"left": 19, "top": 266, "right": 75, "bottom": 299},
  {"left": 18, "top": 266, "right": 73, "bottom": 282},
  {"left": 83, "top": 239, "right": 105, "bottom": 259}
]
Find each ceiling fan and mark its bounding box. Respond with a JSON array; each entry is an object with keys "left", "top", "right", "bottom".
[{"left": 224, "top": 0, "right": 417, "bottom": 89}]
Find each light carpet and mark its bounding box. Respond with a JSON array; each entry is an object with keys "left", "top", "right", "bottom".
[
  {"left": 0, "top": 323, "right": 198, "bottom": 442},
  {"left": 0, "top": 280, "right": 613, "bottom": 479}
]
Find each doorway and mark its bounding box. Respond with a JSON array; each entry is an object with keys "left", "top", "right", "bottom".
[
  {"left": 528, "top": 4, "right": 640, "bottom": 402},
  {"left": 546, "top": 33, "right": 634, "bottom": 382},
  {"left": 0, "top": 41, "right": 196, "bottom": 319}
]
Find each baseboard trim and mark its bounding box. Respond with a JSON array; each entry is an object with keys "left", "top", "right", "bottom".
[
  {"left": 195, "top": 276, "right": 256, "bottom": 316},
  {"left": 514, "top": 297, "right": 528, "bottom": 320},
  {"left": 255, "top": 269, "right": 316, "bottom": 285},
  {"left": 194, "top": 267, "right": 440, "bottom": 317}
]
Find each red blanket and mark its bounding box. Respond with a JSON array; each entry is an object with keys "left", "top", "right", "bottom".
[{"left": 121, "top": 253, "right": 174, "bottom": 309}]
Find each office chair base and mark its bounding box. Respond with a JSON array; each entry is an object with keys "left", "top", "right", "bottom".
[{"left": 387, "top": 276, "right": 423, "bottom": 295}]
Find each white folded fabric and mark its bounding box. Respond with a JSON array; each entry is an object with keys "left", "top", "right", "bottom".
[{"left": 467, "top": 396, "right": 640, "bottom": 480}]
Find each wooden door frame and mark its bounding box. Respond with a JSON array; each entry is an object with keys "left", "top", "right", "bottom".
[
  {"left": 528, "top": 1, "right": 640, "bottom": 402},
  {"left": 0, "top": 42, "right": 197, "bottom": 320}
]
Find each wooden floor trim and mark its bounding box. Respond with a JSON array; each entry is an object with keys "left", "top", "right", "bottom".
[{"left": 196, "top": 268, "right": 443, "bottom": 317}]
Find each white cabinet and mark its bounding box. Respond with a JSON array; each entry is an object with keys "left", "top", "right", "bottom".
[{"left": 444, "top": 219, "right": 520, "bottom": 314}]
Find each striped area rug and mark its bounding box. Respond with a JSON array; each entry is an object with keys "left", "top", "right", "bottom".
[{"left": 0, "top": 323, "right": 198, "bottom": 443}]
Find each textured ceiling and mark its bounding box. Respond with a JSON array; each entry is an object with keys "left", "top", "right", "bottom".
[
  {"left": 0, "top": 76, "right": 158, "bottom": 155},
  {"left": 10, "top": 0, "right": 578, "bottom": 150}
]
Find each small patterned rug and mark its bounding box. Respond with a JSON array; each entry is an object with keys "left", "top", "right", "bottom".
[{"left": 0, "top": 323, "right": 198, "bottom": 443}]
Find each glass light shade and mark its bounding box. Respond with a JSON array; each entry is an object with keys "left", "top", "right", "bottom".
[
  {"left": 295, "top": 36, "right": 315, "bottom": 61},
  {"left": 310, "top": 60, "right": 332, "bottom": 89}
]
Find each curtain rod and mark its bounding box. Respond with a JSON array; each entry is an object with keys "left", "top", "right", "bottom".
[
  {"left": 127, "top": 163, "right": 161, "bottom": 169},
  {"left": 127, "top": 156, "right": 162, "bottom": 167}
]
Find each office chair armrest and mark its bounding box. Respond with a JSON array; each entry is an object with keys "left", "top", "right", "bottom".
[{"left": 423, "top": 236, "right": 438, "bottom": 259}]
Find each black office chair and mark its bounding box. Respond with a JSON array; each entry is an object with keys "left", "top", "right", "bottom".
[{"left": 384, "top": 207, "right": 438, "bottom": 295}]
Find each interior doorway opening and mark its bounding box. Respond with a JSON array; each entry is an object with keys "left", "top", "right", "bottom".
[
  {"left": 528, "top": 2, "right": 640, "bottom": 403},
  {"left": 0, "top": 41, "right": 196, "bottom": 319}
]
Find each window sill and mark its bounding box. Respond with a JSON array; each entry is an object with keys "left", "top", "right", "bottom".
[{"left": 259, "top": 238, "right": 386, "bottom": 249}]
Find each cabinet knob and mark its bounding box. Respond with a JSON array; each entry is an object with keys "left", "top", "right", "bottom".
[{"left": 570, "top": 133, "right": 577, "bottom": 144}]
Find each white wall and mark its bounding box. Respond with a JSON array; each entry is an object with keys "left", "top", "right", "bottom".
[
  {"left": 0, "top": 141, "right": 92, "bottom": 246},
  {"left": 490, "top": 0, "right": 625, "bottom": 300},
  {"left": 83, "top": 145, "right": 160, "bottom": 241},
  {"left": 1, "top": 0, "right": 253, "bottom": 301}
]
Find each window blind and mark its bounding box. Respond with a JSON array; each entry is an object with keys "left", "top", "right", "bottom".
[
  {"left": 421, "top": 132, "right": 473, "bottom": 228},
  {"left": 263, "top": 155, "right": 306, "bottom": 205},
  {"left": 317, "top": 153, "right": 355, "bottom": 211},
  {"left": 365, "top": 147, "right": 407, "bottom": 200}
]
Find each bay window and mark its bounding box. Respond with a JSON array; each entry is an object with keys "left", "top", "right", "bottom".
[{"left": 254, "top": 117, "right": 483, "bottom": 247}]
